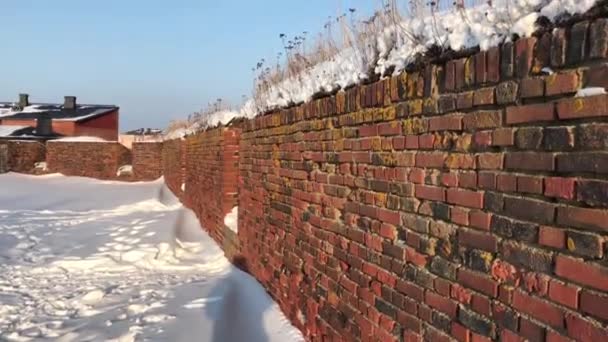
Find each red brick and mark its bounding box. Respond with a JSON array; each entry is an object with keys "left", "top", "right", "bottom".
[
  {"left": 505, "top": 152, "right": 554, "bottom": 171},
  {"left": 516, "top": 175, "right": 543, "bottom": 194},
  {"left": 457, "top": 268, "right": 498, "bottom": 297},
  {"left": 555, "top": 255, "right": 608, "bottom": 292},
  {"left": 425, "top": 291, "right": 458, "bottom": 317},
  {"left": 428, "top": 115, "right": 463, "bottom": 131},
  {"left": 548, "top": 280, "right": 580, "bottom": 309},
  {"left": 565, "top": 313, "right": 608, "bottom": 342},
  {"left": 451, "top": 322, "right": 471, "bottom": 342},
  {"left": 520, "top": 77, "right": 545, "bottom": 98},
  {"left": 545, "top": 330, "right": 571, "bottom": 342},
  {"left": 512, "top": 290, "right": 564, "bottom": 329},
  {"left": 557, "top": 206, "right": 608, "bottom": 232},
  {"left": 378, "top": 209, "right": 401, "bottom": 225},
  {"left": 506, "top": 103, "right": 555, "bottom": 125},
  {"left": 459, "top": 229, "right": 498, "bottom": 252},
  {"left": 539, "top": 226, "right": 565, "bottom": 249},
  {"left": 477, "top": 153, "right": 503, "bottom": 170},
  {"left": 469, "top": 211, "right": 491, "bottom": 231},
  {"left": 415, "top": 184, "right": 446, "bottom": 202},
  {"left": 545, "top": 177, "right": 575, "bottom": 200},
  {"left": 546, "top": 71, "right": 579, "bottom": 96},
  {"left": 446, "top": 188, "right": 484, "bottom": 209},
  {"left": 497, "top": 174, "right": 517, "bottom": 192},
  {"left": 451, "top": 206, "right": 469, "bottom": 226},
  {"left": 557, "top": 95, "right": 608, "bottom": 120},
  {"left": 519, "top": 317, "right": 546, "bottom": 342},
  {"left": 474, "top": 131, "right": 492, "bottom": 147},
  {"left": 492, "top": 128, "right": 514, "bottom": 146},
  {"left": 580, "top": 290, "right": 608, "bottom": 321},
  {"left": 500, "top": 329, "right": 525, "bottom": 342},
  {"left": 359, "top": 124, "right": 379, "bottom": 137}
]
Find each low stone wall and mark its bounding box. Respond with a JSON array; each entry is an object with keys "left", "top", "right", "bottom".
[{"left": 46, "top": 141, "right": 131, "bottom": 180}]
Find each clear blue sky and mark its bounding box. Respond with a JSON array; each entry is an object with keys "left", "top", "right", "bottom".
[{"left": 0, "top": 0, "right": 377, "bottom": 131}]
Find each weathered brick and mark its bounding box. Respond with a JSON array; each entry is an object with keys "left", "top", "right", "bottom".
[
  {"left": 515, "top": 37, "right": 536, "bottom": 78},
  {"left": 473, "top": 87, "right": 494, "bottom": 106},
  {"left": 590, "top": 18, "right": 608, "bottom": 59},
  {"left": 544, "top": 177, "right": 575, "bottom": 200},
  {"left": 504, "top": 196, "right": 555, "bottom": 225},
  {"left": 520, "top": 77, "right": 544, "bottom": 98},
  {"left": 447, "top": 188, "right": 484, "bottom": 209},
  {"left": 551, "top": 28, "right": 567, "bottom": 67},
  {"left": 555, "top": 255, "right": 608, "bottom": 292},
  {"left": 463, "top": 111, "right": 501, "bottom": 131},
  {"left": 515, "top": 127, "right": 543, "bottom": 149},
  {"left": 549, "top": 279, "right": 580, "bottom": 310},
  {"left": 506, "top": 103, "right": 555, "bottom": 125},
  {"left": 505, "top": 152, "right": 554, "bottom": 171},
  {"left": 557, "top": 94, "right": 608, "bottom": 120},
  {"left": 516, "top": 175, "right": 543, "bottom": 194},
  {"left": 539, "top": 226, "right": 565, "bottom": 249},
  {"left": 557, "top": 152, "right": 608, "bottom": 174},
  {"left": 580, "top": 290, "right": 608, "bottom": 321},
  {"left": 567, "top": 22, "right": 589, "bottom": 65},
  {"left": 496, "top": 81, "right": 518, "bottom": 105},
  {"left": 501, "top": 42, "right": 514, "bottom": 79},
  {"left": 565, "top": 313, "right": 608, "bottom": 342},
  {"left": 458, "top": 306, "right": 495, "bottom": 338},
  {"left": 577, "top": 180, "right": 608, "bottom": 207},
  {"left": 492, "top": 128, "right": 514, "bottom": 146},
  {"left": 546, "top": 71, "right": 579, "bottom": 96},
  {"left": 566, "top": 230, "right": 604, "bottom": 258},
  {"left": 576, "top": 124, "right": 608, "bottom": 149},
  {"left": 543, "top": 126, "right": 574, "bottom": 151},
  {"left": 502, "top": 241, "right": 553, "bottom": 273}
]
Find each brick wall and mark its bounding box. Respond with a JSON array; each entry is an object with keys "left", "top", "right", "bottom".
[
  {"left": 183, "top": 127, "right": 241, "bottom": 248},
  {"left": 238, "top": 19, "right": 608, "bottom": 342},
  {"left": 162, "top": 138, "right": 186, "bottom": 198},
  {"left": 46, "top": 141, "right": 131, "bottom": 180},
  {"left": 0, "top": 140, "right": 46, "bottom": 173},
  {"left": 132, "top": 142, "right": 163, "bottom": 181}
]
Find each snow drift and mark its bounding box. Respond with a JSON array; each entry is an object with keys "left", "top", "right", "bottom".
[{"left": 0, "top": 173, "right": 303, "bottom": 342}]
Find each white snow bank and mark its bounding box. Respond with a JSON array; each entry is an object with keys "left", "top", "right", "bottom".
[
  {"left": 0, "top": 125, "right": 28, "bottom": 137},
  {"left": 0, "top": 173, "right": 303, "bottom": 342},
  {"left": 224, "top": 206, "right": 238, "bottom": 233},
  {"left": 55, "top": 136, "right": 108, "bottom": 142}
]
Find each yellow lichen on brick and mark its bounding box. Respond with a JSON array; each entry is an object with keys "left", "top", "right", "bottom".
[
  {"left": 382, "top": 107, "right": 397, "bottom": 121},
  {"left": 455, "top": 134, "right": 473, "bottom": 152},
  {"left": 574, "top": 98, "right": 584, "bottom": 112},
  {"left": 403, "top": 118, "right": 425, "bottom": 135},
  {"left": 371, "top": 138, "right": 382, "bottom": 151},
  {"left": 408, "top": 100, "right": 423, "bottom": 115},
  {"left": 567, "top": 237, "right": 576, "bottom": 251}
]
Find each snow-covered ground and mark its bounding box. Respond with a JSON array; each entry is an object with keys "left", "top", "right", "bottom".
[{"left": 0, "top": 173, "right": 303, "bottom": 342}]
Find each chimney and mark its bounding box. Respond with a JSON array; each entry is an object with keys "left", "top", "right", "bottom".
[
  {"left": 36, "top": 117, "right": 53, "bottom": 136},
  {"left": 19, "top": 93, "right": 29, "bottom": 107},
  {"left": 64, "top": 96, "right": 77, "bottom": 110}
]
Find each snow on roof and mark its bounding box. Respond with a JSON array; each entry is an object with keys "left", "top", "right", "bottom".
[
  {"left": 54, "top": 136, "right": 108, "bottom": 142},
  {"left": 0, "top": 103, "right": 117, "bottom": 122},
  {"left": 0, "top": 125, "right": 28, "bottom": 137}
]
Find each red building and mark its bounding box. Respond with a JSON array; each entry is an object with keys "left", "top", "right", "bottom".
[{"left": 0, "top": 94, "right": 119, "bottom": 141}]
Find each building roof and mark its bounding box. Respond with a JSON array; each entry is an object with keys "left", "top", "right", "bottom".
[
  {"left": 0, "top": 103, "right": 118, "bottom": 123},
  {"left": 0, "top": 125, "right": 29, "bottom": 137}
]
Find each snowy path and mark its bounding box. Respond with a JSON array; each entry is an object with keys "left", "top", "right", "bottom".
[{"left": 0, "top": 173, "right": 303, "bottom": 342}]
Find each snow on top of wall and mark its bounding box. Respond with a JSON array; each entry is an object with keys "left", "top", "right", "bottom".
[
  {"left": 164, "top": 0, "right": 599, "bottom": 138},
  {"left": 55, "top": 136, "right": 108, "bottom": 142}
]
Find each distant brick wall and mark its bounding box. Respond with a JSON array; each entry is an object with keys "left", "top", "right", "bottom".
[
  {"left": 183, "top": 127, "right": 240, "bottom": 248},
  {"left": 238, "top": 19, "right": 608, "bottom": 342},
  {"left": 132, "top": 142, "right": 163, "bottom": 181},
  {"left": 46, "top": 141, "right": 131, "bottom": 180},
  {"left": 162, "top": 138, "right": 186, "bottom": 198},
  {"left": 0, "top": 140, "right": 45, "bottom": 173}
]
